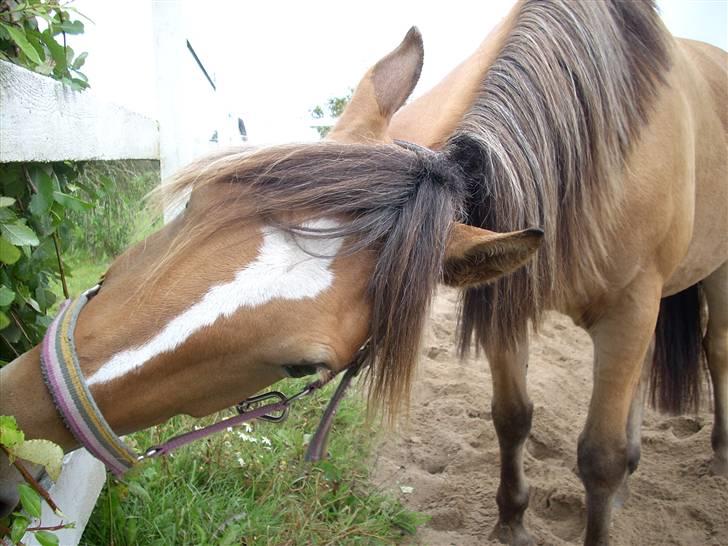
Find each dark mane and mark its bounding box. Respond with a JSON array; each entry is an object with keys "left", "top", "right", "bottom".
[
  {"left": 444, "top": 0, "right": 672, "bottom": 351},
  {"left": 164, "top": 142, "right": 465, "bottom": 416}
]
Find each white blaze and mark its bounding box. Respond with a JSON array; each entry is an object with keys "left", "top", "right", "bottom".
[{"left": 88, "top": 220, "right": 342, "bottom": 386}]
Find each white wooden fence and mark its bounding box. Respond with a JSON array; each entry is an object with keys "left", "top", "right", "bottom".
[{"left": 0, "top": 60, "right": 159, "bottom": 162}]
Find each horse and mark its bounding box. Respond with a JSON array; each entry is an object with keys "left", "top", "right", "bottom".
[
  {"left": 383, "top": 1, "right": 727, "bottom": 545},
  {"left": 1, "top": 2, "right": 724, "bottom": 544},
  {"left": 0, "top": 36, "right": 544, "bottom": 519}
]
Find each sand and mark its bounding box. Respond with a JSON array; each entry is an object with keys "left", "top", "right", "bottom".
[{"left": 374, "top": 288, "right": 728, "bottom": 545}]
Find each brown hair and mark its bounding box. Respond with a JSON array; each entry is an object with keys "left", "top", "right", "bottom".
[
  {"left": 445, "top": 0, "right": 672, "bottom": 352},
  {"left": 162, "top": 142, "right": 465, "bottom": 417}
]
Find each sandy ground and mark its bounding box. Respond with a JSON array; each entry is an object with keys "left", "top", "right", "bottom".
[{"left": 374, "top": 288, "right": 727, "bottom": 545}]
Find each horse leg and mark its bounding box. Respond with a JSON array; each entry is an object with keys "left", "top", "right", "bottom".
[
  {"left": 578, "top": 275, "right": 661, "bottom": 546},
  {"left": 702, "top": 261, "right": 728, "bottom": 475},
  {"left": 614, "top": 371, "right": 646, "bottom": 508},
  {"left": 487, "top": 332, "right": 534, "bottom": 546}
]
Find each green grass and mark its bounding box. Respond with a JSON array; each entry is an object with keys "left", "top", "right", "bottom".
[{"left": 81, "top": 382, "right": 425, "bottom": 545}]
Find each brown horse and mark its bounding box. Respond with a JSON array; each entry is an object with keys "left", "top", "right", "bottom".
[
  {"left": 1, "top": 2, "right": 725, "bottom": 545},
  {"left": 0, "top": 35, "right": 543, "bottom": 518},
  {"left": 385, "top": 1, "right": 727, "bottom": 545}
]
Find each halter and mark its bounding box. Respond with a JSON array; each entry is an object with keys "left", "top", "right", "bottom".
[{"left": 40, "top": 285, "right": 365, "bottom": 477}]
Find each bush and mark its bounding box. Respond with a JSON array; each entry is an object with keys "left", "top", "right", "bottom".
[{"left": 66, "top": 160, "right": 160, "bottom": 259}]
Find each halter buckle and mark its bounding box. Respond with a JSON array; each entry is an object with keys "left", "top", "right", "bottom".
[
  {"left": 138, "top": 445, "right": 162, "bottom": 461},
  {"left": 236, "top": 391, "right": 290, "bottom": 422}
]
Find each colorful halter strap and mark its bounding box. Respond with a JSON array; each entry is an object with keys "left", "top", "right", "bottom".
[
  {"left": 40, "top": 287, "right": 365, "bottom": 477},
  {"left": 40, "top": 287, "right": 137, "bottom": 477}
]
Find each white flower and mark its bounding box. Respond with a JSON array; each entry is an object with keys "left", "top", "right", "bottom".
[
  {"left": 237, "top": 456, "right": 245, "bottom": 467},
  {"left": 237, "top": 432, "right": 258, "bottom": 443},
  {"left": 243, "top": 423, "right": 253, "bottom": 433},
  {"left": 260, "top": 436, "right": 272, "bottom": 447}
]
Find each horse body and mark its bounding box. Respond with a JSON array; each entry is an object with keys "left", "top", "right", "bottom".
[
  {"left": 390, "top": 2, "right": 727, "bottom": 545},
  {"left": 1, "top": 2, "right": 725, "bottom": 544}
]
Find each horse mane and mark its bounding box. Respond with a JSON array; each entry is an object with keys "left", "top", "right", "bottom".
[
  {"left": 159, "top": 142, "right": 465, "bottom": 418},
  {"left": 445, "top": 0, "right": 672, "bottom": 352}
]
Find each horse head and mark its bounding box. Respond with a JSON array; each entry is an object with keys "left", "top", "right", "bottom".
[{"left": 0, "top": 27, "right": 542, "bottom": 516}]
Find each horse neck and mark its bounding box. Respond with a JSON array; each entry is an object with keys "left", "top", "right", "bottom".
[
  {"left": 388, "top": 3, "right": 521, "bottom": 148},
  {"left": 0, "top": 346, "right": 76, "bottom": 450}
]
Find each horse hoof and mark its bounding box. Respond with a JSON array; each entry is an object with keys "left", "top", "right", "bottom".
[
  {"left": 710, "top": 456, "right": 728, "bottom": 477},
  {"left": 489, "top": 521, "right": 535, "bottom": 546}
]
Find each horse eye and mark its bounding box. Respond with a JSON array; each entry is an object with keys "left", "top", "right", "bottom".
[{"left": 282, "top": 364, "right": 319, "bottom": 378}]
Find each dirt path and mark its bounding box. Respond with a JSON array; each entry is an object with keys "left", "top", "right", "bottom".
[{"left": 374, "top": 289, "right": 727, "bottom": 545}]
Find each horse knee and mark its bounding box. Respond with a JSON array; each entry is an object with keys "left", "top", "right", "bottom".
[{"left": 577, "top": 436, "right": 629, "bottom": 493}]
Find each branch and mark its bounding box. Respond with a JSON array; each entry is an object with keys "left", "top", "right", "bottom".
[
  {"left": 26, "top": 521, "right": 70, "bottom": 532},
  {"left": 52, "top": 233, "right": 69, "bottom": 299},
  {"left": 0, "top": 445, "right": 62, "bottom": 516}
]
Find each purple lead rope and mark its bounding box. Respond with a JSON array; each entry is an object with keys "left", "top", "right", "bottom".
[{"left": 141, "top": 357, "right": 365, "bottom": 462}]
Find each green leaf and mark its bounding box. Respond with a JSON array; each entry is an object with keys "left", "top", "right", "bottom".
[
  {"left": 13, "top": 439, "right": 64, "bottom": 481},
  {"left": 0, "top": 237, "right": 21, "bottom": 264},
  {"left": 10, "top": 514, "right": 30, "bottom": 543},
  {"left": 0, "top": 207, "right": 17, "bottom": 222},
  {"left": 72, "top": 51, "right": 87, "bottom": 69},
  {"left": 1, "top": 222, "right": 40, "bottom": 246},
  {"left": 0, "top": 196, "right": 16, "bottom": 207},
  {"left": 29, "top": 167, "right": 54, "bottom": 218},
  {"left": 40, "top": 30, "right": 67, "bottom": 73},
  {"left": 53, "top": 191, "right": 91, "bottom": 212},
  {"left": 2, "top": 324, "right": 22, "bottom": 343},
  {"left": 25, "top": 297, "right": 40, "bottom": 312},
  {"left": 0, "top": 311, "right": 10, "bottom": 330},
  {"left": 57, "top": 20, "right": 84, "bottom": 35},
  {"left": 0, "top": 285, "right": 15, "bottom": 306},
  {"left": 18, "top": 483, "right": 41, "bottom": 518},
  {"left": 0, "top": 23, "right": 43, "bottom": 65},
  {"left": 0, "top": 415, "right": 25, "bottom": 448},
  {"left": 35, "top": 530, "right": 61, "bottom": 546}
]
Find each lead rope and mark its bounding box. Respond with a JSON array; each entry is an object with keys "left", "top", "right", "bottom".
[{"left": 139, "top": 347, "right": 368, "bottom": 462}]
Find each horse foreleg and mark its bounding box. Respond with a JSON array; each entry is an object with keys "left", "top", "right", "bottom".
[
  {"left": 614, "top": 373, "right": 646, "bottom": 508},
  {"left": 578, "top": 275, "right": 661, "bottom": 546},
  {"left": 487, "top": 333, "right": 534, "bottom": 546},
  {"left": 703, "top": 261, "right": 728, "bottom": 476}
]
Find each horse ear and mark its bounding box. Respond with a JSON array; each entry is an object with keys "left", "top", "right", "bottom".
[
  {"left": 328, "top": 27, "right": 424, "bottom": 143},
  {"left": 443, "top": 224, "right": 543, "bottom": 287}
]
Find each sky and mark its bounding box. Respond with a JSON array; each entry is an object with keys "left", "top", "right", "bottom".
[{"left": 70, "top": 0, "right": 727, "bottom": 145}]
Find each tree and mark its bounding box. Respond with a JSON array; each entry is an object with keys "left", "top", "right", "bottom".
[{"left": 310, "top": 90, "right": 352, "bottom": 138}]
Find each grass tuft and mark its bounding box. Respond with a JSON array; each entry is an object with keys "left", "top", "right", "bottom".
[{"left": 81, "top": 379, "right": 427, "bottom": 545}]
